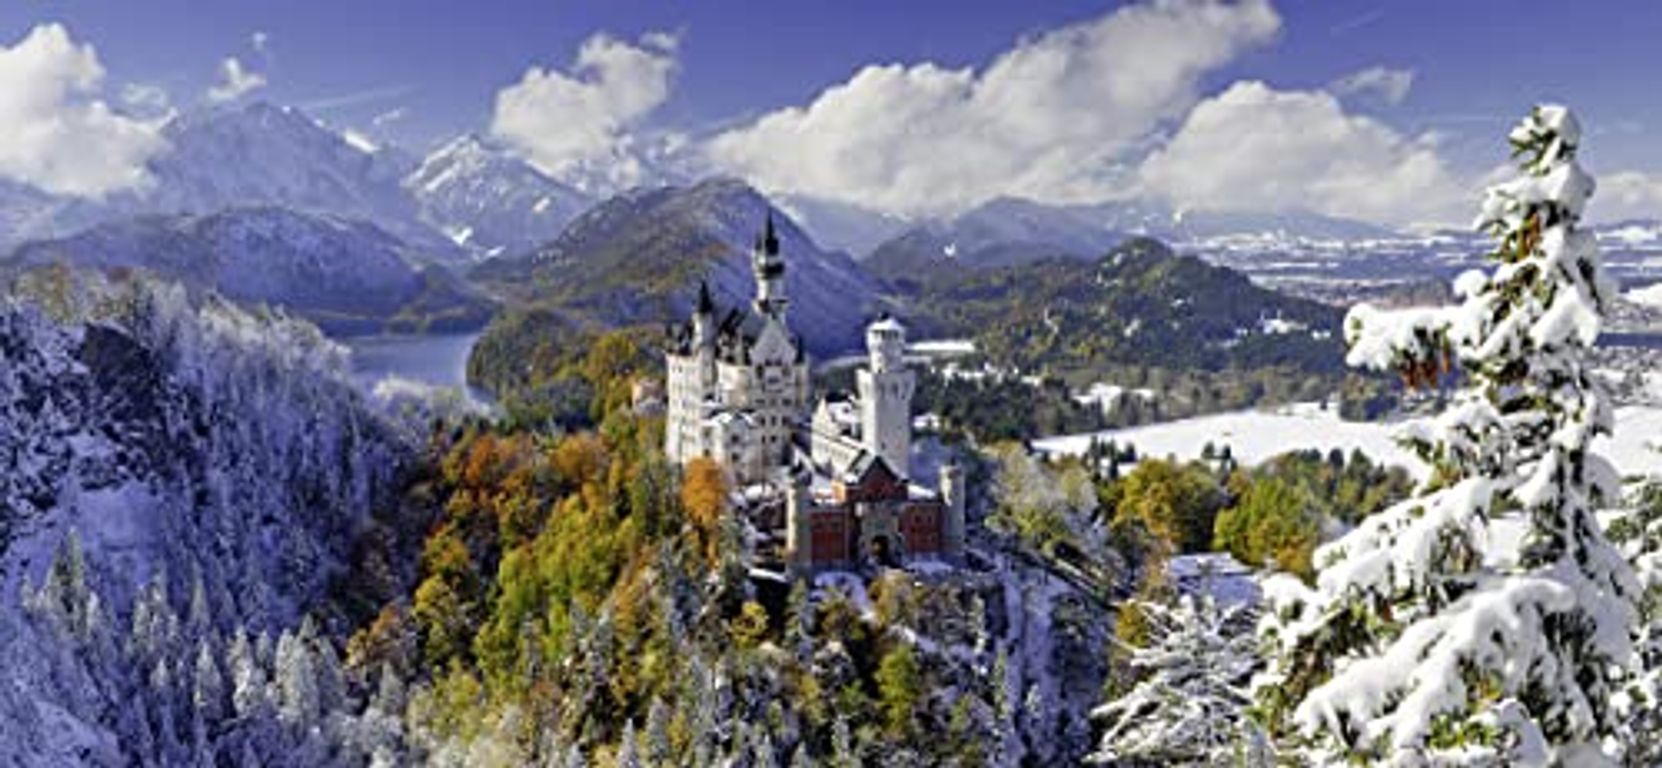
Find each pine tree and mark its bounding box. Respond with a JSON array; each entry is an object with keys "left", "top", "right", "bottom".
[
  {"left": 643, "top": 697, "right": 672, "bottom": 768},
  {"left": 618, "top": 719, "right": 642, "bottom": 768},
  {"left": 1090, "top": 594, "right": 1258, "bottom": 765},
  {"left": 274, "top": 627, "right": 321, "bottom": 726},
  {"left": 192, "top": 640, "right": 225, "bottom": 722},
  {"left": 1611, "top": 483, "right": 1662, "bottom": 765},
  {"left": 828, "top": 717, "right": 856, "bottom": 768},
  {"left": 1256, "top": 105, "right": 1640, "bottom": 765},
  {"left": 229, "top": 629, "right": 269, "bottom": 719}
]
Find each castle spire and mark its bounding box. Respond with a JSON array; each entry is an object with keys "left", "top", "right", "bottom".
[
  {"left": 752, "top": 213, "right": 787, "bottom": 320},
  {"left": 757, "top": 210, "right": 779, "bottom": 255},
  {"left": 696, "top": 279, "right": 714, "bottom": 315}
]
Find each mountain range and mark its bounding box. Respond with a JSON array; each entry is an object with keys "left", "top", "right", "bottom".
[
  {"left": 5, "top": 207, "right": 494, "bottom": 335},
  {"left": 1, "top": 97, "right": 1657, "bottom": 378}
]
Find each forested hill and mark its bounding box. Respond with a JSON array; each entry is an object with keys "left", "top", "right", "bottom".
[
  {"left": 900, "top": 237, "right": 1345, "bottom": 377},
  {"left": 470, "top": 177, "right": 885, "bottom": 358}
]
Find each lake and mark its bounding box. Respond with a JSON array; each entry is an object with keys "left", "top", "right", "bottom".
[{"left": 341, "top": 332, "right": 487, "bottom": 399}]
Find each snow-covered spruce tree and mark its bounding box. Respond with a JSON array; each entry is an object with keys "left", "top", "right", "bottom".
[
  {"left": 1608, "top": 482, "right": 1662, "bottom": 765},
  {"left": 1255, "top": 105, "right": 1640, "bottom": 764},
  {"left": 1090, "top": 593, "right": 1261, "bottom": 766}
]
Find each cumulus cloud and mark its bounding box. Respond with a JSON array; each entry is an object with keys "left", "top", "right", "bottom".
[
  {"left": 490, "top": 31, "right": 678, "bottom": 192},
  {"left": 207, "top": 56, "right": 266, "bottom": 103},
  {"left": 1137, "top": 81, "right": 1465, "bottom": 226},
  {"left": 0, "top": 24, "right": 165, "bottom": 197},
  {"left": 705, "top": 0, "right": 1280, "bottom": 218},
  {"left": 1330, "top": 65, "right": 1414, "bottom": 106},
  {"left": 251, "top": 31, "right": 270, "bottom": 55},
  {"left": 121, "top": 82, "right": 173, "bottom": 118},
  {"left": 1588, "top": 171, "right": 1662, "bottom": 223}
]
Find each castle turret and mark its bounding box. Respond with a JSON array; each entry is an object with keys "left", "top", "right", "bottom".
[
  {"left": 692, "top": 279, "right": 716, "bottom": 348},
  {"left": 940, "top": 464, "right": 966, "bottom": 560},
  {"left": 752, "top": 212, "right": 787, "bottom": 321},
  {"left": 858, "top": 314, "right": 915, "bottom": 479},
  {"left": 785, "top": 470, "right": 813, "bottom": 572}
]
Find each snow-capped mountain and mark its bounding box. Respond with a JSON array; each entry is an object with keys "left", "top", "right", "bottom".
[
  {"left": 6, "top": 207, "right": 493, "bottom": 335},
  {"left": 404, "top": 135, "right": 591, "bottom": 259},
  {"left": 474, "top": 177, "right": 886, "bottom": 355},
  {"left": 132, "top": 103, "right": 474, "bottom": 259}
]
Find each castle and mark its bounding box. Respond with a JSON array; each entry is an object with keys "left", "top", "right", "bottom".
[{"left": 665, "top": 215, "right": 964, "bottom": 572}]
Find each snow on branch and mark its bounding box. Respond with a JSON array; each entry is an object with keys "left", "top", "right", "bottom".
[{"left": 1255, "top": 105, "right": 1641, "bottom": 766}]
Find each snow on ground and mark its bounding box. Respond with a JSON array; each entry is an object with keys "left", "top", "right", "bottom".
[
  {"left": 908, "top": 338, "right": 977, "bottom": 357},
  {"left": 1035, "top": 402, "right": 1662, "bottom": 483},
  {"left": 1626, "top": 282, "right": 1662, "bottom": 309},
  {"left": 1035, "top": 403, "right": 1421, "bottom": 478}
]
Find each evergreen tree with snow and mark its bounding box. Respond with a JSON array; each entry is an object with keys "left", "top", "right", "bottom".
[
  {"left": 643, "top": 697, "right": 672, "bottom": 768},
  {"left": 1256, "top": 105, "right": 1640, "bottom": 765},
  {"left": 1609, "top": 482, "right": 1662, "bottom": 766},
  {"left": 618, "top": 719, "right": 642, "bottom": 768},
  {"left": 1090, "top": 593, "right": 1259, "bottom": 766}
]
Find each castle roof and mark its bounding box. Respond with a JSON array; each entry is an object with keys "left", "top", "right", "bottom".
[
  {"left": 847, "top": 451, "right": 898, "bottom": 484},
  {"left": 869, "top": 313, "right": 905, "bottom": 334},
  {"left": 695, "top": 279, "right": 714, "bottom": 314}
]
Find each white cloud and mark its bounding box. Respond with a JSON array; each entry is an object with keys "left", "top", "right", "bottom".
[
  {"left": 490, "top": 31, "right": 678, "bottom": 192},
  {"left": 0, "top": 24, "right": 165, "bottom": 197},
  {"left": 1137, "top": 81, "right": 1465, "bottom": 226},
  {"left": 1329, "top": 65, "right": 1414, "bottom": 106},
  {"left": 705, "top": 0, "right": 1281, "bottom": 218},
  {"left": 251, "top": 31, "right": 269, "bottom": 54},
  {"left": 207, "top": 56, "right": 266, "bottom": 103},
  {"left": 120, "top": 82, "right": 173, "bottom": 117},
  {"left": 1588, "top": 171, "right": 1662, "bottom": 223}
]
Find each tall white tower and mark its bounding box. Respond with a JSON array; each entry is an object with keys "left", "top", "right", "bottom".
[
  {"left": 752, "top": 212, "right": 787, "bottom": 322},
  {"left": 858, "top": 314, "right": 914, "bottom": 479}
]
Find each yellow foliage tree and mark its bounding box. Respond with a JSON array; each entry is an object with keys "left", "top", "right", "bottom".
[{"left": 680, "top": 457, "right": 727, "bottom": 564}]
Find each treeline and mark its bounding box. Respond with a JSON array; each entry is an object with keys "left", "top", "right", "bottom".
[
  {"left": 896, "top": 363, "right": 1391, "bottom": 446},
  {"left": 992, "top": 443, "right": 1413, "bottom": 590},
  {"left": 465, "top": 306, "right": 662, "bottom": 431}
]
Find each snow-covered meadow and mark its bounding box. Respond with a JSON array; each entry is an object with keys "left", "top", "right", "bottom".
[{"left": 1035, "top": 401, "right": 1662, "bottom": 483}]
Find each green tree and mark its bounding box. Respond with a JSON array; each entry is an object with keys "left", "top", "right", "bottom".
[
  {"left": 1110, "top": 459, "right": 1223, "bottom": 556},
  {"left": 1212, "top": 476, "right": 1319, "bottom": 578},
  {"left": 876, "top": 643, "right": 922, "bottom": 738}
]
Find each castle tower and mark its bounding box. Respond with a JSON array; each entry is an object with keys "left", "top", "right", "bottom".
[
  {"left": 785, "top": 470, "right": 813, "bottom": 572},
  {"left": 858, "top": 314, "right": 915, "bottom": 479},
  {"left": 692, "top": 279, "right": 716, "bottom": 349},
  {"left": 691, "top": 279, "right": 717, "bottom": 385},
  {"left": 940, "top": 464, "right": 966, "bottom": 560},
  {"left": 752, "top": 212, "right": 787, "bottom": 321},
  {"left": 665, "top": 281, "right": 718, "bottom": 465}
]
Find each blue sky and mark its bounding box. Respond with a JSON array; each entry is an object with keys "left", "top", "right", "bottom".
[{"left": 2, "top": 1, "right": 1661, "bottom": 225}]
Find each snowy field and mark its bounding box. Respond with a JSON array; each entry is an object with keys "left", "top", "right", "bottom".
[{"left": 1035, "top": 402, "right": 1662, "bottom": 483}]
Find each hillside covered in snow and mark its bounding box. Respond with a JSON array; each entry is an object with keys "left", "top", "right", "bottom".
[{"left": 0, "top": 271, "right": 419, "bottom": 764}]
